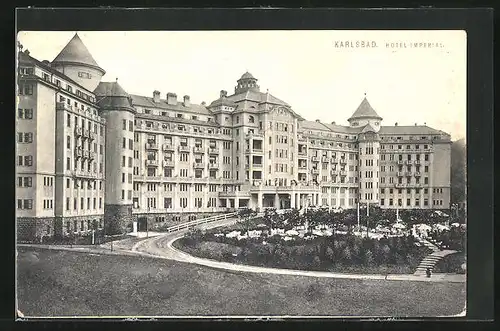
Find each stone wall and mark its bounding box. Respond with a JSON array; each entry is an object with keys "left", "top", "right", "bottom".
[{"left": 104, "top": 204, "right": 133, "bottom": 235}]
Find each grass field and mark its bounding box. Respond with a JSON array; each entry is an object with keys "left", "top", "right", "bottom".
[{"left": 17, "top": 247, "right": 465, "bottom": 317}]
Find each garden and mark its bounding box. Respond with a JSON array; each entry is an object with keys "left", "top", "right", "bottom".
[{"left": 172, "top": 207, "right": 465, "bottom": 274}]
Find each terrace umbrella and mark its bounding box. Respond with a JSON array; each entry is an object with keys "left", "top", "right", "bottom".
[
  {"left": 392, "top": 223, "right": 406, "bottom": 229},
  {"left": 286, "top": 230, "right": 299, "bottom": 236},
  {"left": 417, "top": 224, "right": 432, "bottom": 231},
  {"left": 451, "top": 222, "right": 460, "bottom": 227}
]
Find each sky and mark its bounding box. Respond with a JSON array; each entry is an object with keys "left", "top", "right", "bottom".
[{"left": 17, "top": 30, "right": 466, "bottom": 140}]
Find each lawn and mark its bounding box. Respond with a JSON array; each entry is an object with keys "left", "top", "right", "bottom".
[{"left": 17, "top": 247, "right": 465, "bottom": 317}]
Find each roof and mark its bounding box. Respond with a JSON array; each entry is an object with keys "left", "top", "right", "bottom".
[
  {"left": 239, "top": 71, "right": 255, "bottom": 80},
  {"left": 361, "top": 122, "right": 377, "bottom": 133},
  {"left": 130, "top": 94, "right": 212, "bottom": 116},
  {"left": 18, "top": 50, "right": 94, "bottom": 94},
  {"left": 52, "top": 33, "right": 105, "bottom": 73},
  {"left": 208, "top": 96, "right": 238, "bottom": 108},
  {"left": 301, "top": 121, "right": 360, "bottom": 134},
  {"left": 318, "top": 122, "right": 361, "bottom": 134},
  {"left": 379, "top": 125, "right": 447, "bottom": 135},
  {"left": 227, "top": 90, "right": 290, "bottom": 107},
  {"left": 94, "top": 82, "right": 135, "bottom": 111},
  {"left": 348, "top": 97, "right": 382, "bottom": 121}
]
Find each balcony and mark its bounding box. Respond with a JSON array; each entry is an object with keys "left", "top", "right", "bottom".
[
  {"left": 397, "top": 160, "right": 404, "bottom": 165},
  {"left": 89, "top": 151, "right": 96, "bottom": 160},
  {"left": 208, "top": 163, "right": 219, "bottom": 170},
  {"left": 193, "top": 146, "right": 205, "bottom": 154},
  {"left": 178, "top": 145, "right": 190, "bottom": 152},
  {"left": 163, "top": 160, "right": 175, "bottom": 168},
  {"left": 75, "top": 126, "right": 83, "bottom": 137},
  {"left": 330, "top": 170, "right": 338, "bottom": 175},
  {"left": 74, "top": 148, "right": 82, "bottom": 158},
  {"left": 298, "top": 164, "right": 307, "bottom": 170},
  {"left": 321, "top": 156, "right": 329, "bottom": 163},
  {"left": 414, "top": 172, "right": 421, "bottom": 177},
  {"left": 246, "top": 131, "right": 264, "bottom": 139},
  {"left": 298, "top": 150, "right": 308, "bottom": 156},
  {"left": 395, "top": 183, "right": 407, "bottom": 188},
  {"left": 208, "top": 147, "right": 219, "bottom": 155},
  {"left": 339, "top": 171, "right": 347, "bottom": 177},
  {"left": 83, "top": 150, "right": 90, "bottom": 159},
  {"left": 252, "top": 163, "right": 263, "bottom": 169},
  {"left": 406, "top": 160, "right": 413, "bottom": 165},
  {"left": 252, "top": 148, "right": 263, "bottom": 154},
  {"left": 311, "top": 156, "right": 319, "bottom": 162},
  {"left": 339, "top": 158, "right": 347, "bottom": 164},
  {"left": 414, "top": 160, "right": 421, "bottom": 165},
  {"left": 193, "top": 162, "right": 205, "bottom": 169},
  {"left": 145, "top": 159, "right": 159, "bottom": 167},
  {"left": 73, "top": 170, "right": 97, "bottom": 179},
  {"left": 89, "top": 131, "right": 96, "bottom": 141},
  {"left": 83, "top": 129, "right": 90, "bottom": 139},
  {"left": 330, "top": 158, "right": 338, "bottom": 164},
  {"left": 146, "top": 142, "right": 159, "bottom": 150},
  {"left": 405, "top": 172, "right": 412, "bottom": 177},
  {"left": 162, "top": 144, "right": 174, "bottom": 151},
  {"left": 56, "top": 102, "right": 73, "bottom": 111},
  {"left": 397, "top": 171, "right": 404, "bottom": 177},
  {"left": 311, "top": 168, "right": 319, "bottom": 174}
]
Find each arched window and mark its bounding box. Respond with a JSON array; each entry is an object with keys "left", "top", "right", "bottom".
[{"left": 248, "top": 115, "right": 255, "bottom": 123}]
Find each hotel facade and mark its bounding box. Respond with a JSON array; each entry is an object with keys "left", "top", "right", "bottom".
[{"left": 16, "top": 34, "right": 452, "bottom": 240}]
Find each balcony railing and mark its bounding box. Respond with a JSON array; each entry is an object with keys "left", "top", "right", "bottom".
[
  {"left": 406, "top": 160, "right": 413, "bottom": 165},
  {"left": 339, "top": 171, "right": 347, "bottom": 176},
  {"left": 405, "top": 172, "right": 412, "bottom": 177},
  {"left": 208, "top": 147, "right": 219, "bottom": 154},
  {"left": 252, "top": 148, "right": 263, "bottom": 153},
  {"left": 178, "top": 145, "right": 190, "bottom": 152},
  {"left": 414, "top": 160, "right": 421, "bottom": 165},
  {"left": 145, "top": 159, "right": 158, "bottom": 167},
  {"left": 89, "top": 131, "right": 96, "bottom": 140},
  {"left": 397, "top": 160, "right": 404, "bottom": 165},
  {"left": 83, "top": 129, "right": 90, "bottom": 139},
  {"left": 193, "top": 162, "right": 205, "bottom": 169},
  {"left": 208, "top": 163, "right": 219, "bottom": 170},
  {"left": 321, "top": 157, "right": 329, "bottom": 163},
  {"left": 298, "top": 164, "right": 307, "bottom": 169},
  {"left": 339, "top": 158, "right": 347, "bottom": 164},
  {"left": 311, "top": 156, "right": 319, "bottom": 162},
  {"left": 146, "top": 142, "right": 159, "bottom": 150},
  {"left": 395, "top": 183, "right": 407, "bottom": 188},
  {"left": 330, "top": 170, "right": 338, "bottom": 175},
  {"left": 252, "top": 163, "right": 263, "bottom": 168},
  {"left": 162, "top": 144, "right": 174, "bottom": 151},
  {"left": 75, "top": 126, "right": 83, "bottom": 137},
  {"left": 397, "top": 171, "right": 404, "bottom": 177},
  {"left": 163, "top": 160, "right": 175, "bottom": 167},
  {"left": 246, "top": 131, "right": 264, "bottom": 138},
  {"left": 74, "top": 148, "right": 82, "bottom": 158},
  {"left": 311, "top": 168, "right": 319, "bottom": 174},
  {"left": 414, "top": 172, "right": 421, "bottom": 177},
  {"left": 193, "top": 146, "right": 205, "bottom": 154},
  {"left": 83, "top": 150, "right": 90, "bottom": 159},
  {"left": 73, "top": 170, "right": 97, "bottom": 179},
  {"left": 330, "top": 158, "right": 338, "bottom": 164},
  {"left": 89, "top": 151, "right": 96, "bottom": 160}
]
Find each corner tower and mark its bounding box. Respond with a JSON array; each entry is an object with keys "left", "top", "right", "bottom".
[
  {"left": 94, "top": 81, "right": 136, "bottom": 235},
  {"left": 51, "top": 33, "right": 106, "bottom": 92}
]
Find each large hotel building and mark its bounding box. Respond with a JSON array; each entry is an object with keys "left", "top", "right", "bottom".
[{"left": 16, "top": 34, "right": 452, "bottom": 240}]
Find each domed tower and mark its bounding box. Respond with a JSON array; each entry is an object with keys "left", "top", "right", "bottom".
[
  {"left": 94, "top": 81, "right": 136, "bottom": 235},
  {"left": 51, "top": 33, "right": 106, "bottom": 92},
  {"left": 234, "top": 71, "right": 260, "bottom": 94},
  {"left": 353, "top": 97, "right": 382, "bottom": 206},
  {"left": 348, "top": 96, "right": 383, "bottom": 132}
]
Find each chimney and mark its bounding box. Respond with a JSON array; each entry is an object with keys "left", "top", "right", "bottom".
[
  {"left": 331, "top": 121, "right": 336, "bottom": 125},
  {"left": 315, "top": 119, "right": 320, "bottom": 123},
  {"left": 42, "top": 60, "right": 51, "bottom": 67},
  {"left": 201, "top": 101, "right": 206, "bottom": 106},
  {"left": 220, "top": 90, "right": 227, "bottom": 98},
  {"left": 424, "top": 122, "right": 427, "bottom": 126},
  {"left": 24, "top": 49, "right": 30, "bottom": 56},
  {"left": 153, "top": 90, "right": 160, "bottom": 103},
  {"left": 415, "top": 123, "right": 417, "bottom": 126},
  {"left": 183, "top": 95, "right": 190, "bottom": 107},
  {"left": 395, "top": 122, "right": 398, "bottom": 126},
  {"left": 166, "top": 92, "right": 177, "bottom": 105}
]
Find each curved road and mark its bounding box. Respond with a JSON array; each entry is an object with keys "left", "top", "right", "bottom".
[{"left": 132, "top": 218, "right": 465, "bottom": 284}]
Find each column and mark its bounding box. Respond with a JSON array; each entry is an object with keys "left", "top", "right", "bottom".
[
  {"left": 290, "top": 192, "right": 295, "bottom": 208},
  {"left": 274, "top": 193, "right": 279, "bottom": 209},
  {"left": 188, "top": 184, "right": 194, "bottom": 211},
  {"left": 257, "top": 192, "right": 263, "bottom": 211},
  {"left": 203, "top": 184, "right": 208, "bottom": 212},
  {"left": 227, "top": 198, "right": 231, "bottom": 209},
  {"left": 172, "top": 183, "right": 177, "bottom": 211},
  {"left": 235, "top": 198, "right": 239, "bottom": 209}
]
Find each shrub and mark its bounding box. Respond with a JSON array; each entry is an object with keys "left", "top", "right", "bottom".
[
  {"left": 363, "top": 249, "right": 374, "bottom": 266},
  {"left": 326, "top": 246, "right": 334, "bottom": 261}
]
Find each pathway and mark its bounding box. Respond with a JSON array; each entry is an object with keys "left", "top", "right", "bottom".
[{"left": 414, "top": 249, "right": 458, "bottom": 276}]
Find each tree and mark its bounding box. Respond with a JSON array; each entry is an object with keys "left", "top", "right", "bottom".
[
  {"left": 238, "top": 207, "right": 256, "bottom": 236},
  {"left": 451, "top": 139, "right": 466, "bottom": 205}
]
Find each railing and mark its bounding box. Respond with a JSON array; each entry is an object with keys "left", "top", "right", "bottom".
[
  {"left": 193, "top": 162, "right": 205, "bottom": 169},
  {"left": 162, "top": 144, "right": 174, "bottom": 151},
  {"left": 330, "top": 170, "right": 338, "bottom": 175},
  {"left": 83, "top": 129, "right": 90, "bottom": 138},
  {"left": 397, "top": 171, "right": 404, "bottom": 176},
  {"left": 163, "top": 160, "right": 175, "bottom": 167},
  {"left": 311, "top": 169, "right": 319, "bottom": 174},
  {"left": 89, "top": 151, "right": 96, "bottom": 160},
  {"left": 252, "top": 148, "right": 263, "bottom": 153},
  {"left": 252, "top": 163, "right": 263, "bottom": 168},
  {"left": 208, "top": 163, "right": 219, "bottom": 170},
  {"left": 406, "top": 160, "right": 413, "bottom": 165},
  {"left": 414, "top": 172, "right": 421, "bottom": 177},
  {"left": 321, "top": 157, "right": 329, "bottom": 163},
  {"left": 145, "top": 159, "right": 159, "bottom": 166},
  {"left": 56, "top": 102, "right": 73, "bottom": 111},
  {"left": 339, "top": 171, "right": 347, "bottom": 176},
  {"left": 75, "top": 126, "right": 83, "bottom": 136},
  {"left": 193, "top": 146, "right": 205, "bottom": 153},
  {"left": 146, "top": 143, "right": 159, "bottom": 150},
  {"left": 330, "top": 158, "right": 338, "bottom": 164},
  {"left": 178, "top": 145, "right": 190, "bottom": 152},
  {"left": 414, "top": 160, "right": 421, "bottom": 165},
  {"left": 298, "top": 164, "right": 307, "bottom": 169},
  {"left": 311, "top": 156, "right": 318, "bottom": 162},
  {"left": 298, "top": 150, "right": 307, "bottom": 156},
  {"left": 74, "top": 148, "right": 82, "bottom": 158},
  {"left": 405, "top": 172, "right": 412, "bottom": 177},
  {"left": 339, "top": 158, "right": 347, "bottom": 164},
  {"left": 164, "top": 211, "right": 239, "bottom": 233},
  {"left": 208, "top": 148, "right": 219, "bottom": 154},
  {"left": 397, "top": 160, "right": 404, "bottom": 165},
  {"left": 89, "top": 132, "right": 96, "bottom": 140},
  {"left": 83, "top": 150, "right": 90, "bottom": 159}
]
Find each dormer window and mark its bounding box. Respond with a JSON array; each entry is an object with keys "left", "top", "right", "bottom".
[
  {"left": 248, "top": 115, "right": 255, "bottom": 123},
  {"left": 352, "top": 122, "right": 359, "bottom": 126},
  {"left": 144, "top": 109, "right": 151, "bottom": 114},
  {"left": 375, "top": 122, "right": 379, "bottom": 126},
  {"left": 177, "top": 114, "right": 183, "bottom": 118},
  {"left": 191, "top": 116, "right": 198, "bottom": 120}
]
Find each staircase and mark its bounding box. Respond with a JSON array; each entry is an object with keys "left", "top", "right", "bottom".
[{"left": 414, "top": 249, "right": 457, "bottom": 276}]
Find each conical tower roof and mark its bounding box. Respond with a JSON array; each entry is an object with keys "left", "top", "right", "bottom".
[
  {"left": 52, "top": 33, "right": 105, "bottom": 73},
  {"left": 348, "top": 97, "right": 382, "bottom": 121}
]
